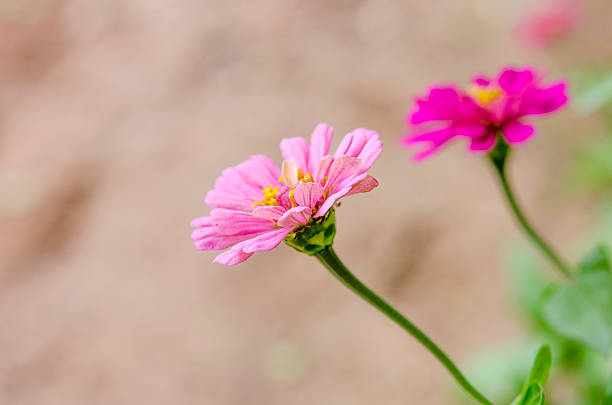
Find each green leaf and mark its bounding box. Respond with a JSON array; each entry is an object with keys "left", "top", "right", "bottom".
[
  {"left": 518, "top": 383, "right": 545, "bottom": 405},
  {"left": 540, "top": 247, "right": 612, "bottom": 355},
  {"left": 578, "top": 245, "right": 611, "bottom": 274},
  {"left": 510, "top": 345, "right": 552, "bottom": 405},
  {"left": 575, "top": 72, "right": 612, "bottom": 114},
  {"left": 604, "top": 371, "right": 612, "bottom": 405},
  {"left": 526, "top": 345, "right": 552, "bottom": 386}
]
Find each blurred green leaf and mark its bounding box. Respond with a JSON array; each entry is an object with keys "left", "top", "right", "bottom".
[
  {"left": 540, "top": 247, "right": 612, "bottom": 355},
  {"left": 525, "top": 345, "right": 552, "bottom": 387},
  {"left": 510, "top": 345, "right": 551, "bottom": 405},
  {"left": 604, "top": 371, "right": 612, "bottom": 405},
  {"left": 568, "top": 136, "right": 612, "bottom": 192},
  {"left": 575, "top": 72, "right": 612, "bottom": 114}
]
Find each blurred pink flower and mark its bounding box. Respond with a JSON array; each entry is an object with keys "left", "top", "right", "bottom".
[
  {"left": 517, "top": 0, "right": 580, "bottom": 47},
  {"left": 191, "top": 124, "right": 382, "bottom": 265},
  {"left": 402, "top": 67, "right": 568, "bottom": 160}
]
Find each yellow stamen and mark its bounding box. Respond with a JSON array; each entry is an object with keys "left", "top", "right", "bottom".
[
  {"left": 252, "top": 185, "right": 280, "bottom": 207},
  {"left": 467, "top": 84, "right": 502, "bottom": 106}
]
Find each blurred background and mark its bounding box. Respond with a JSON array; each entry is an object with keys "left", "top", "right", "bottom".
[{"left": 1, "top": 0, "right": 611, "bottom": 404}]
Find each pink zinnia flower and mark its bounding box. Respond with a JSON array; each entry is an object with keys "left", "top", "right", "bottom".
[
  {"left": 517, "top": 0, "right": 580, "bottom": 47},
  {"left": 402, "top": 67, "right": 568, "bottom": 160},
  {"left": 191, "top": 124, "right": 382, "bottom": 265}
]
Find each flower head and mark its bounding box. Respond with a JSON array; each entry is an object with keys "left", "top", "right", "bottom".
[
  {"left": 191, "top": 124, "right": 382, "bottom": 265},
  {"left": 517, "top": 0, "right": 580, "bottom": 48},
  {"left": 402, "top": 67, "right": 568, "bottom": 160}
]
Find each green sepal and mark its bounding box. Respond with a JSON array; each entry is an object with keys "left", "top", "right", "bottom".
[{"left": 284, "top": 208, "right": 336, "bottom": 255}]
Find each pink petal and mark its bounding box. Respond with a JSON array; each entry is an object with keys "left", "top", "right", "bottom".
[
  {"left": 210, "top": 208, "right": 276, "bottom": 235},
  {"left": 324, "top": 155, "right": 361, "bottom": 193},
  {"left": 213, "top": 241, "right": 254, "bottom": 266},
  {"left": 242, "top": 227, "right": 294, "bottom": 253},
  {"left": 333, "top": 129, "right": 382, "bottom": 173},
  {"left": 315, "top": 174, "right": 365, "bottom": 218},
  {"left": 519, "top": 82, "right": 568, "bottom": 115},
  {"left": 501, "top": 120, "right": 535, "bottom": 144},
  {"left": 277, "top": 206, "right": 312, "bottom": 228},
  {"left": 344, "top": 175, "right": 379, "bottom": 197},
  {"left": 314, "top": 156, "right": 333, "bottom": 182},
  {"left": 212, "top": 228, "right": 293, "bottom": 266},
  {"left": 190, "top": 216, "right": 212, "bottom": 227},
  {"left": 206, "top": 155, "right": 281, "bottom": 210},
  {"left": 308, "top": 124, "right": 334, "bottom": 174},
  {"left": 252, "top": 206, "right": 287, "bottom": 221},
  {"left": 498, "top": 68, "right": 534, "bottom": 95},
  {"left": 292, "top": 182, "right": 324, "bottom": 209},
  {"left": 280, "top": 137, "right": 309, "bottom": 171}
]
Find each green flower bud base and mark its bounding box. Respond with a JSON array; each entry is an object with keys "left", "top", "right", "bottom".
[{"left": 284, "top": 208, "right": 336, "bottom": 255}]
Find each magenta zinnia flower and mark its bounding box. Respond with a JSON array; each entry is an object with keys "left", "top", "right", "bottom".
[
  {"left": 517, "top": 0, "right": 580, "bottom": 48},
  {"left": 191, "top": 124, "right": 382, "bottom": 265},
  {"left": 402, "top": 67, "right": 568, "bottom": 160}
]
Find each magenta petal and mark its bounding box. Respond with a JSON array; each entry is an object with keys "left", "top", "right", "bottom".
[
  {"left": 502, "top": 120, "right": 535, "bottom": 144},
  {"left": 210, "top": 208, "right": 276, "bottom": 235},
  {"left": 468, "top": 134, "right": 496, "bottom": 152},
  {"left": 498, "top": 68, "right": 534, "bottom": 95},
  {"left": 242, "top": 227, "right": 294, "bottom": 253},
  {"left": 308, "top": 124, "right": 334, "bottom": 174},
  {"left": 410, "top": 87, "right": 464, "bottom": 124},
  {"left": 292, "top": 182, "right": 324, "bottom": 209},
  {"left": 324, "top": 155, "right": 361, "bottom": 193},
  {"left": 519, "top": 82, "right": 568, "bottom": 115},
  {"left": 277, "top": 206, "right": 312, "bottom": 228},
  {"left": 252, "top": 206, "right": 287, "bottom": 221},
  {"left": 345, "top": 175, "right": 379, "bottom": 197},
  {"left": 280, "top": 137, "right": 309, "bottom": 171}
]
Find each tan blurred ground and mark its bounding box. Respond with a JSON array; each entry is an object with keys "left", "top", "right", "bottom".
[{"left": 0, "top": 1, "right": 610, "bottom": 404}]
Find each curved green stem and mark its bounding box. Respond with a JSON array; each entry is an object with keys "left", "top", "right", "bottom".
[
  {"left": 488, "top": 144, "right": 572, "bottom": 279},
  {"left": 315, "top": 246, "right": 494, "bottom": 405}
]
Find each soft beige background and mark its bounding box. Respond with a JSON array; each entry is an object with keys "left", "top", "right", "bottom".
[{"left": 1, "top": 1, "right": 610, "bottom": 404}]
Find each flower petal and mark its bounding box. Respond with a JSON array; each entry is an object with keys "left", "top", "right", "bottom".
[
  {"left": 292, "top": 182, "right": 324, "bottom": 209},
  {"left": 252, "top": 206, "right": 287, "bottom": 221},
  {"left": 315, "top": 174, "right": 368, "bottom": 218},
  {"left": 280, "top": 137, "right": 309, "bottom": 171},
  {"left": 314, "top": 156, "right": 333, "bottom": 182},
  {"left": 212, "top": 227, "right": 293, "bottom": 266},
  {"left": 498, "top": 68, "right": 534, "bottom": 95},
  {"left": 210, "top": 208, "right": 276, "bottom": 235},
  {"left": 333, "top": 129, "right": 382, "bottom": 173},
  {"left": 502, "top": 120, "right": 535, "bottom": 144},
  {"left": 519, "top": 82, "right": 568, "bottom": 115},
  {"left": 344, "top": 175, "right": 379, "bottom": 197},
  {"left": 324, "top": 155, "right": 361, "bottom": 193},
  {"left": 308, "top": 124, "right": 334, "bottom": 174},
  {"left": 468, "top": 134, "right": 496, "bottom": 152},
  {"left": 206, "top": 155, "right": 281, "bottom": 210},
  {"left": 242, "top": 227, "right": 294, "bottom": 253},
  {"left": 213, "top": 241, "right": 254, "bottom": 265},
  {"left": 277, "top": 206, "right": 312, "bottom": 228}
]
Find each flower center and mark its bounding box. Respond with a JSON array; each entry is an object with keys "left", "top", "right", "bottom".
[
  {"left": 252, "top": 186, "right": 279, "bottom": 207},
  {"left": 467, "top": 84, "right": 502, "bottom": 106}
]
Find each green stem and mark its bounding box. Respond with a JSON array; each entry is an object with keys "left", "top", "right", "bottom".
[
  {"left": 488, "top": 147, "right": 572, "bottom": 279},
  {"left": 315, "top": 246, "right": 494, "bottom": 405}
]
